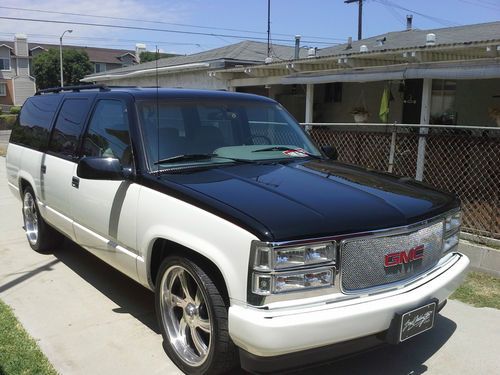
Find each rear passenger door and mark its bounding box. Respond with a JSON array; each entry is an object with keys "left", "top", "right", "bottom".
[
  {"left": 70, "top": 98, "right": 139, "bottom": 279},
  {"left": 41, "top": 94, "right": 94, "bottom": 240}
]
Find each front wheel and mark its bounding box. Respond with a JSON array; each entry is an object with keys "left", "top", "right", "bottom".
[
  {"left": 22, "top": 186, "right": 62, "bottom": 253},
  {"left": 155, "top": 256, "right": 238, "bottom": 374}
]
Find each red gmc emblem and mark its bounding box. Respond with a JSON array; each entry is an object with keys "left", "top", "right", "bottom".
[{"left": 384, "top": 245, "right": 424, "bottom": 267}]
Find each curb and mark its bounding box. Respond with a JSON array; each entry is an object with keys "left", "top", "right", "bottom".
[{"left": 458, "top": 240, "right": 500, "bottom": 278}]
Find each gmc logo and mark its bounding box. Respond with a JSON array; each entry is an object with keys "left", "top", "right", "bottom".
[{"left": 384, "top": 245, "right": 424, "bottom": 267}]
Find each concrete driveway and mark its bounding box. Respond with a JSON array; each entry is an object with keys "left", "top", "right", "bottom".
[{"left": 0, "top": 156, "right": 499, "bottom": 375}]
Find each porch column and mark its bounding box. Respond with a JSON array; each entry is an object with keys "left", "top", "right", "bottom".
[
  {"left": 305, "top": 83, "right": 314, "bottom": 131},
  {"left": 415, "top": 78, "right": 432, "bottom": 181}
]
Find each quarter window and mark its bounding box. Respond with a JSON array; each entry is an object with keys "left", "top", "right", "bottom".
[
  {"left": 48, "top": 98, "right": 89, "bottom": 158},
  {"left": 82, "top": 100, "right": 132, "bottom": 167},
  {"left": 10, "top": 95, "right": 62, "bottom": 150}
]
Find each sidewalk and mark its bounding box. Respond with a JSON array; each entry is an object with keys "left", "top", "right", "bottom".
[{"left": 1, "top": 156, "right": 499, "bottom": 375}]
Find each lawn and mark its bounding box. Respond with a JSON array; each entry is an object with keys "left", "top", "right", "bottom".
[
  {"left": 0, "top": 299, "right": 57, "bottom": 375},
  {"left": 451, "top": 271, "right": 500, "bottom": 309}
]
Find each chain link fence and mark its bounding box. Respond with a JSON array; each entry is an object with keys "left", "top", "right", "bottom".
[{"left": 306, "top": 123, "right": 500, "bottom": 240}]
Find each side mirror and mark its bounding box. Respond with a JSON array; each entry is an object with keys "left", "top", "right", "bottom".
[
  {"left": 321, "top": 145, "right": 338, "bottom": 160},
  {"left": 77, "top": 157, "right": 126, "bottom": 180}
]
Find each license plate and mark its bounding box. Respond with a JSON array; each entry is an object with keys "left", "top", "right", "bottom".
[{"left": 399, "top": 302, "right": 436, "bottom": 342}]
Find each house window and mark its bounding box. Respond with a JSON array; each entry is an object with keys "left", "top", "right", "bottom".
[
  {"left": 431, "top": 80, "right": 457, "bottom": 125},
  {"left": 0, "top": 83, "right": 6, "bottom": 96},
  {"left": 94, "top": 63, "right": 107, "bottom": 73},
  {"left": 0, "top": 58, "right": 11, "bottom": 71}
]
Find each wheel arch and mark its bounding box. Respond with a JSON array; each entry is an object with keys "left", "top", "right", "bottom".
[{"left": 148, "top": 238, "right": 231, "bottom": 306}]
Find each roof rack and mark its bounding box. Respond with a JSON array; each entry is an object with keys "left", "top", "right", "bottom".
[{"left": 35, "top": 84, "right": 110, "bottom": 95}]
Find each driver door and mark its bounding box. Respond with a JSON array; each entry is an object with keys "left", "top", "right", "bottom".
[{"left": 70, "top": 98, "right": 139, "bottom": 279}]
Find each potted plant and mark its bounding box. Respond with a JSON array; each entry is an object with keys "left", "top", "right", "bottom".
[
  {"left": 350, "top": 106, "right": 369, "bottom": 123},
  {"left": 488, "top": 107, "right": 500, "bottom": 127}
]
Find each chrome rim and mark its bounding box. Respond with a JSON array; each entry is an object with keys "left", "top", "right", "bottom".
[
  {"left": 23, "top": 192, "right": 38, "bottom": 245},
  {"left": 160, "top": 265, "right": 212, "bottom": 367}
]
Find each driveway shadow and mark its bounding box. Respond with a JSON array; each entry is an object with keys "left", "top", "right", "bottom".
[
  {"left": 292, "top": 314, "right": 457, "bottom": 375},
  {"left": 51, "top": 239, "right": 456, "bottom": 375},
  {"left": 52, "top": 239, "right": 159, "bottom": 334}
]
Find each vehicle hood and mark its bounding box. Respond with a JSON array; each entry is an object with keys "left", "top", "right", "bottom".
[{"left": 153, "top": 160, "right": 459, "bottom": 242}]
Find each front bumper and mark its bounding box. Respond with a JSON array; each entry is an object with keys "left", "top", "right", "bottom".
[{"left": 229, "top": 253, "right": 469, "bottom": 362}]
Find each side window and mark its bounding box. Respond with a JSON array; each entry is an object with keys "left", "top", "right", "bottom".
[
  {"left": 82, "top": 100, "right": 132, "bottom": 167},
  {"left": 10, "top": 95, "right": 62, "bottom": 150},
  {"left": 48, "top": 98, "right": 89, "bottom": 158}
]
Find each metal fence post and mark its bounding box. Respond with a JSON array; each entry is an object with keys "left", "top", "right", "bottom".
[
  {"left": 415, "top": 127, "right": 428, "bottom": 181},
  {"left": 416, "top": 78, "right": 432, "bottom": 181},
  {"left": 388, "top": 127, "right": 397, "bottom": 173}
]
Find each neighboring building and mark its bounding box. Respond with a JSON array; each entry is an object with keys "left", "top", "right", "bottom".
[
  {"left": 85, "top": 21, "right": 500, "bottom": 127},
  {"left": 0, "top": 34, "right": 145, "bottom": 106},
  {"left": 82, "top": 40, "right": 307, "bottom": 90}
]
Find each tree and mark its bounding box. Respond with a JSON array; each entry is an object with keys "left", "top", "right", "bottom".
[
  {"left": 139, "top": 51, "right": 177, "bottom": 63},
  {"left": 32, "top": 48, "right": 93, "bottom": 89}
]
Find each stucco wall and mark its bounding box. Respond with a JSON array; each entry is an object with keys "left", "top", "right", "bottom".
[{"left": 95, "top": 70, "right": 229, "bottom": 90}]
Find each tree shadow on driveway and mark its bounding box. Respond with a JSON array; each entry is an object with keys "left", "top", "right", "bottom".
[
  {"left": 52, "top": 239, "right": 160, "bottom": 334},
  {"left": 51, "top": 239, "right": 457, "bottom": 375}
]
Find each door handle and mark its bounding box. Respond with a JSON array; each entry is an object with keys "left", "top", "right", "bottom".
[
  {"left": 71, "top": 176, "right": 80, "bottom": 189},
  {"left": 41, "top": 165, "right": 47, "bottom": 174}
]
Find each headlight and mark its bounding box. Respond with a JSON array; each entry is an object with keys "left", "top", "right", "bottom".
[
  {"left": 250, "top": 241, "right": 337, "bottom": 296},
  {"left": 253, "top": 268, "right": 334, "bottom": 295},
  {"left": 443, "top": 210, "right": 461, "bottom": 254},
  {"left": 253, "top": 242, "right": 336, "bottom": 270}
]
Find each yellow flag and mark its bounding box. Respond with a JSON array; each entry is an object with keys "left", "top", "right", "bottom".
[{"left": 379, "top": 87, "right": 390, "bottom": 123}]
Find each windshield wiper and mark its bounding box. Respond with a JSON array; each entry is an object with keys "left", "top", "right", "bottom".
[
  {"left": 154, "top": 153, "right": 257, "bottom": 165},
  {"left": 252, "top": 146, "right": 322, "bottom": 159}
]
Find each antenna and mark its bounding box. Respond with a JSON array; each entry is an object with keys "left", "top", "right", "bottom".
[
  {"left": 155, "top": 45, "right": 160, "bottom": 176},
  {"left": 267, "top": 0, "right": 271, "bottom": 58}
]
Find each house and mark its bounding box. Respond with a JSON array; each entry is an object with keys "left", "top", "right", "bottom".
[
  {"left": 0, "top": 34, "right": 145, "bottom": 107},
  {"left": 84, "top": 21, "right": 500, "bottom": 127},
  {"left": 213, "top": 21, "right": 500, "bottom": 127},
  {"left": 82, "top": 40, "right": 307, "bottom": 90}
]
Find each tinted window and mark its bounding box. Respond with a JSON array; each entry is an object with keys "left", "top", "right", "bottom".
[
  {"left": 82, "top": 100, "right": 132, "bottom": 167},
  {"left": 48, "top": 98, "right": 89, "bottom": 158},
  {"left": 10, "top": 95, "right": 62, "bottom": 150}
]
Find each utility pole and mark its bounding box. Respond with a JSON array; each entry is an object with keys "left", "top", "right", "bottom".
[
  {"left": 59, "top": 29, "right": 73, "bottom": 87},
  {"left": 345, "top": 0, "right": 363, "bottom": 40}
]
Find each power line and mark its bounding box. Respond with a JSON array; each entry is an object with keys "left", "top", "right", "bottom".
[
  {"left": 373, "top": 0, "right": 460, "bottom": 27},
  {"left": 0, "top": 5, "right": 346, "bottom": 42},
  {"left": 0, "top": 15, "right": 338, "bottom": 45},
  {"left": 0, "top": 32, "right": 204, "bottom": 47},
  {"left": 458, "top": 0, "right": 500, "bottom": 11}
]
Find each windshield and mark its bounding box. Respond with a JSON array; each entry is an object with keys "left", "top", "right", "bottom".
[{"left": 136, "top": 99, "right": 321, "bottom": 169}]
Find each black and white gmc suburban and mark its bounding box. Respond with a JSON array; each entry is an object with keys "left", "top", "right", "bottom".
[{"left": 6, "top": 86, "right": 469, "bottom": 374}]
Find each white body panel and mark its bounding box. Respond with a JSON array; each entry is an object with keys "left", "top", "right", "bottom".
[
  {"left": 229, "top": 253, "right": 469, "bottom": 357},
  {"left": 40, "top": 155, "right": 76, "bottom": 240},
  {"left": 135, "top": 186, "right": 258, "bottom": 301},
  {"left": 71, "top": 178, "right": 140, "bottom": 279}
]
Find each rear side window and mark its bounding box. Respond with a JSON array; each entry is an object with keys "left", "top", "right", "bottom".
[
  {"left": 48, "top": 98, "right": 89, "bottom": 158},
  {"left": 10, "top": 95, "right": 62, "bottom": 150}
]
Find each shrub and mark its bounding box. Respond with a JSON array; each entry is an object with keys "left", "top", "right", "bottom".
[
  {"left": 10, "top": 106, "right": 21, "bottom": 115},
  {"left": 0, "top": 115, "right": 17, "bottom": 130}
]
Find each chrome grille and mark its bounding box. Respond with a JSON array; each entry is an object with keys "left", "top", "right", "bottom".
[{"left": 341, "top": 221, "right": 444, "bottom": 292}]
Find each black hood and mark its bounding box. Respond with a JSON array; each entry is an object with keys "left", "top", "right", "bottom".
[{"left": 141, "top": 160, "right": 459, "bottom": 242}]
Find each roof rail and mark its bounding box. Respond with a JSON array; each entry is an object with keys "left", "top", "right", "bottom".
[{"left": 35, "top": 84, "right": 110, "bottom": 95}]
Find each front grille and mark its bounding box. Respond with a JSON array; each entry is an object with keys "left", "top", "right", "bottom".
[{"left": 340, "top": 221, "right": 444, "bottom": 292}]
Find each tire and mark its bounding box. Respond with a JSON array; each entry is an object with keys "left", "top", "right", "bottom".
[
  {"left": 22, "top": 186, "right": 63, "bottom": 253},
  {"left": 155, "top": 256, "right": 238, "bottom": 375}
]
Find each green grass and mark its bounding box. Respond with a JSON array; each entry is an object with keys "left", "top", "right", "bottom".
[
  {"left": 451, "top": 271, "right": 500, "bottom": 309},
  {"left": 0, "top": 299, "right": 57, "bottom": 375}
]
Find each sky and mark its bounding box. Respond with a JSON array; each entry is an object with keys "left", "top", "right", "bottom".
[{"left": 0, "top": 0, "right": 498, "bottom": 55}]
